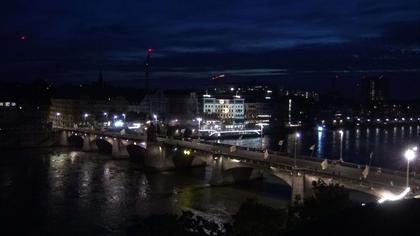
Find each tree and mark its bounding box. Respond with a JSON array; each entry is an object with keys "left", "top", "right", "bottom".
[
  {"left": 230, "top": 199, "right": 287, "bottom": 236},
  {"left": 126, "top": 214, "right": 184, "bottom": 236},
  {"left": 289, "top": 179, "right": 351, "bottom": 226},
  {"left": 126, "top": 211, "right": 225, "bottom": 236},
  {"left": 179, "top": 211, "right": 225, "bottom": 236}
]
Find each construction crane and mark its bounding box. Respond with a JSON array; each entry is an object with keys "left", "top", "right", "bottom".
[
  {"left": 144, "top": 48, "right": 153, "bottom": 114},
  {"left": 145, "top": 48, "right": 153, "bottom": 89},
  {"left": 144, "top": 48, "right": 158, "bottom": 142}
]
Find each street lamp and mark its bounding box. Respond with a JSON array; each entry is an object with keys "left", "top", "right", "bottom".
[
  {"left": 103, "top": 113, "right": 108, "bottom": 125},
  {"left": 196, "top": 117, "right": 202, "bottom": 130},
  {"left": 83, "top": 113, "right": 89, "bottom": 127},
  {"left": 404, "top": 148, "right": 416, "bottom": 187},
  {"left": 56, "top": 112, "right": 61, "bottom": 127},
  {"left": 256, "top": 123, "right": 265, "bottom": 138},
  {"left": 196, "top": 117, "right": 202, "bottom": 138},
  {"left": 294, "top": 132, "right": 301, "bottom": 167},
  {"left": 339, "top": 130, "right": 344, "bottom": 162}
]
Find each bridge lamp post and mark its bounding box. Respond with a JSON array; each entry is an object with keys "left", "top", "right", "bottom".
[
  {"left": 404, "top": 148, "right": 416, "bottom": 187},
  {"left": 196, "top": 117, "right": 202, "bottom": 130},
  {"left": 196, "top": 117, "right": 202, "bottom": 139},
  {"left": 103, "top": 112, "right": 108, "bottom": 125},
  {"left": 339, "top": 130, "right": 344, "bottom": 162},
  {"left": 83, "top": 113, "right": 89, "bottom": 126},
  {"left": 56, "top": 112, "right": 61, "bottom": 127},
  {"left": 256, "top": 123, "right": 265, "bottom": 138},
  {"left": 294, "top": 132, "right": 301, "bottom": 167}
]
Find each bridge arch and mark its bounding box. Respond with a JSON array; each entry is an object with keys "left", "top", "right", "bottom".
[
  {"left": 68, "top": 133, "right": 84, "bottom": 147},
  {"left": 268, "top": 168, "right": 383, "bottom": 203},
  {"left": 94, "top": 137, "right": 113, "bottom": 154},
  {"left": 169, "top": 147, "right": 211, "bottom": 168},
  {"left": 210, "top": 156, "right": 263, "bottom": 185},
  {"left": 126, "top": 142, "right": 147, "bottom": 161}
]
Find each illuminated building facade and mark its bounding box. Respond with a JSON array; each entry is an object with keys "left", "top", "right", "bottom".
[{"left": 203, "top": 97, "right": 244, "bottom": 121}]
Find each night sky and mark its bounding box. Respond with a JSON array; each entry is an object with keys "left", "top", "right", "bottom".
[{"left": 1, "top": 0, "right": 420, "bottom": 98}]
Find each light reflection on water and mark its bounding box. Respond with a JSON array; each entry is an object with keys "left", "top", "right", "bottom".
[
  {"left": 0, "top": 149, "right": 289, "bottom": 235},
  {"left": 217, "top": 126, "right": 420, "bottom": 170}
]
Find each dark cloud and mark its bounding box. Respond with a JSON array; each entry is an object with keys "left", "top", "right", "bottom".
[
  {"left": 1, "top": 0, "right": 420, "bottom": 98},
  {"left": 380, "top": 21, "right": 420, "bottom": 46}
]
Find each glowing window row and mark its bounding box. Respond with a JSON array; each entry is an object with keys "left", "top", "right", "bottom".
[{"left": 0, "top": 102, "right": 16, "bottom": 107}]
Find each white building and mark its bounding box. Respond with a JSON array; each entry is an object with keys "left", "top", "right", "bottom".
[{"left": 203, "top": 97, "right": 244, "bottom": 120}]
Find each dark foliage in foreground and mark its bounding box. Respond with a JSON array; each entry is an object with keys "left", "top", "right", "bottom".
[
  {"left": 289, "top": 199, "right": 420, "bottom": 236},
  {"left": 229, "top": 199, "right": 287, "bottom": 236},
  {"left": 126, "top": 199, "right": 287, "bottom": 236},
  {"left": 127, "top": 180, "right": 420, "bottom": 236},
  {"left": 288, "top": 179, "right": 351, "bottom": 227},
  {"left": 126, "top": 211, "right": 226, "bottom": 236}
]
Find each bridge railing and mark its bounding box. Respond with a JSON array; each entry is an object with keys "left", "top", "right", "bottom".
[
  {"left": 224, "top": 155, "right": 402, "bottom": 192},
  {"left": 192, "top": 137, "right": 410, "bottom": 179}
]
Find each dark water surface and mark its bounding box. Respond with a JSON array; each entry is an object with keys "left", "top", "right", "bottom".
[
  {"left": 0, "top": 148, "right": 289, "bottom": 235},
  {"left": 218, "top": 125, "right": 420, "bottom": 170}
]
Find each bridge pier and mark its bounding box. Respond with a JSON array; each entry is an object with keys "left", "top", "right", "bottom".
[
  {"left": 89, "top": 135, "right": 99, "bottom": 151},
  {"left": 142, "top": 143, "right": 209, "bottom": 170},
  {"left": 111, "top": 138, "right": 129, "bottom": 158},
  {"left": 118, "top": 139, "right": 129, "bottom": 157},
  {"left": 271, "top": 169, "right": 314, "bottom": 205},
  {"left": 59, "top": 130, "right": 69, "bottom": 146},
  {"left": 190, "top": 152, "right": 212, "bottom": 166},
  {"left": 81, "top": 134, "right": 99, "bottom": 152},
  {"left": 291, "top": 172, "right": 306, "bottom": 205},
  {"left": 144, "top": 143, "right": 175, "bottom": 171},
  {"left": 82, "top": 136, "right": 91, "bottom": 152},
  {"left": 210, "top": 155, "right": 224, "bottom": 185}
]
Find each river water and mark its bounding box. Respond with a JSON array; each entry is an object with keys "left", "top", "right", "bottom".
[
  {"left": 0, "top": 148, "right": 290, "bottom": 235},
  {"left": 217, "top": 125, "right": 420, "bottom": 171},
  {"left": 2, "top": 126, "right": 409, "bottom": 235}
]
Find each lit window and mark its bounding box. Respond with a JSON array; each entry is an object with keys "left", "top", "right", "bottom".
[{"left": 5, "top": 102, "right": 10, "bottom": 107}]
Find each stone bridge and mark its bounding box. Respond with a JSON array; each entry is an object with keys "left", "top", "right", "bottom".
[{"left": 56, "top": 128, "right": 419, "bottom": 204}]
